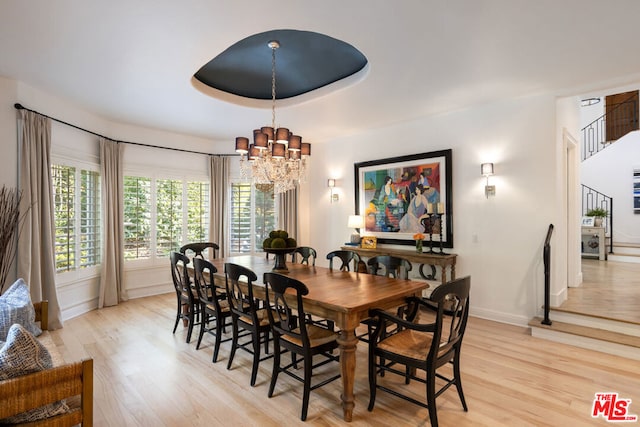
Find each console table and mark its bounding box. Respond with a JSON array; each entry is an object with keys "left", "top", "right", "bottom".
[
  {"left": 581, "top": 226, "right": 607, "bottom": 260},
  {"left": 341, "top": 246, "right": 457, "bottom": 284}
]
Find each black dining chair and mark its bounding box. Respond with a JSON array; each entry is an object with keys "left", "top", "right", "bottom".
[
  {"left": 264, "top": 272, "right": 341, "bottom": 421},
  {"left": 367, "top": 276, "right": 471, "bottom": 427},
  {"left": 192, "top": 257, "right": 233, "bottom": 362},
  {"left": 170, "top": 251, "right": 199, "bottom": 343},
  {"left": 291, "top": 246, "right": 317, "bottom": 266},
  {"left": 180, "top": 242, "right": 219, "bottom": 259},
  {"left": 326, "top": 250, "right": 361, "bottom": 271},
  {"left": 224, "top": 262, "right": 273, "bottom": 386}
]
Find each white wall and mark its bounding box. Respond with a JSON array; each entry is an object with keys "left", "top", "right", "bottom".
[
  {"left": 582, "top": 131, "right": 640, "bottom": 244},
  {"left": 305, "top": 94, "right": 564, "bottom": 326},
  {"left": 1, "top": 76, "right": 573, "bottom": 326}
]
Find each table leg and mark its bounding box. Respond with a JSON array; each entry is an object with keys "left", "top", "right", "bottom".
[{"left": 337, "top": 328, "right": 358, "bottom": 422}]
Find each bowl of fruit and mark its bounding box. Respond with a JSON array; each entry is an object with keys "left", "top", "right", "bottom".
[{"left": 263, "top": 229, "right": 297, "bottom": 272}]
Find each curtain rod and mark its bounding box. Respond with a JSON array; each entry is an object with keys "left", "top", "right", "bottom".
[{"left": 13, "top": 103, "right": 237, "bottom": 157}]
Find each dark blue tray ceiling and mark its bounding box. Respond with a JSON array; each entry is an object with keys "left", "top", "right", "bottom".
[{"left": 194, "top": 29, "right": 367, "bottom": 100}]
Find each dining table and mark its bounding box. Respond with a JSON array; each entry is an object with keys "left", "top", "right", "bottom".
[{"left": 198, "top": 254, "right": 430, "bottom": 422}]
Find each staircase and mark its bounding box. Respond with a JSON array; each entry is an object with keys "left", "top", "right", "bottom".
[
  {"left": 529, "top": 310, "right": 640, "bottom": 361},
  {"left": 608, "top": 242, "right": 640, "bottom": 263}
]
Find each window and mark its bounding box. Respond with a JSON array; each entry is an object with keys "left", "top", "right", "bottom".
[
  {"left": 123, "top": 176, "right": 152, "bottom": 260},
  {"left": 52, "top": 164, "right": 101, "bottom": 273},
  {"left": 124, "top": 175, "right": 209, "bottom": 261},
  {"left": 230, "top": 183, "right": 277, "bottom": 254}
]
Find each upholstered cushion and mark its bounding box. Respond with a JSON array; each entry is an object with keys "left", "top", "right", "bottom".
[
  {"left": 378, "top": 329, "right": 436, "bottom": 360},
  {"left": 0, "top": 324, "right": 69, "bottom": 423},
  {"left": 0, "top": 278, "right": 42, "bottom": 341},
  {"left": 281, "top": 325, "right": 339, "bottom": 348}
]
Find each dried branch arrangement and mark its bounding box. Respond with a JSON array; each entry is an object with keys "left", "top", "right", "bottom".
[{"left": 0, "top": 186, "right": 23, "bottom": 294}]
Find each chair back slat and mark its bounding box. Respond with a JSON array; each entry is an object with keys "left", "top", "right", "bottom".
[
  {"left": 326, "top": 250, "right": 360, "bottom": 271},
  {"left": 367, "top": 255, "right": 412, "bottom": 279},
  {"left": 291, "top": 246, "right": 317, "bottom": 266},
  {"left": 429, "top": 276, "right": 470, "bottom": 359},
  {"left": 170, "top": 251, "right": 192, "bottom": 300},
  {"left": 224, "top": 262, "right": 260, "bottom": 324},
  {"left": 264, "top": 272, "right": 310, "bottom": 347},
  {"left": 180, "top": 242, "right": 220, "bottom": 259}
]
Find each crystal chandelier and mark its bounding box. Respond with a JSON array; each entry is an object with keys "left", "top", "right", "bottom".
[{"left": 234, "top": 40, "right": 311, "bottom": 194}]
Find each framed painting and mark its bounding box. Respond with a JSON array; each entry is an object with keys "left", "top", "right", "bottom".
[{"left": 354, "top": 149, "right": 453, "bottom": 248}]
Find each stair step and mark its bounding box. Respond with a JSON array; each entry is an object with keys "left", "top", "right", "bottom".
[
  {"left": 608, "top": 254, "right": 640, "bottom": 263},
  {"left": 529, "top": 317, "right": 640, "bottom": 361},
  {"left": 549, "top": 309, "right": 640, "bottom": 336}
]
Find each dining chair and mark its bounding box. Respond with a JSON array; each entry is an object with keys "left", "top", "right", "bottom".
[
  {"left": 224, "top": 262, "right": 273, "bottom": 386},
  {"left": 170, "top": 251, "right": 199, "bottom": 343},
  {"left": 366, "top": 255, "right": 413, "bottom": 279},
  {"left": 192, "top": 257, "right": 233, "bottom": 362},
  {"left": 263, "top": 272, "right": 341, "bottom": 421},
  {"left": 367, "top": 276, "right": 471, "bottom": 427},
  {"left": 180, "top": 242, "right": 219, "bottom": 260},
  {"left": 326, "top": 250, "right": 361, "bottom": 271},
  {"left": 291, "top": 246, "right": 317, "bottom": 266},
  {"left": 359, "top": 255, "right": 414, "bottom": 342}
]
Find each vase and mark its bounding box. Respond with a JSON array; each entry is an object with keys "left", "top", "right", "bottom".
[{"left": 415, "top": 240, "right": 423, "bottom": 253}]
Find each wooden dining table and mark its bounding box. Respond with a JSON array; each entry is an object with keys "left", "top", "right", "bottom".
[{"left": 199, "top": 254, "right": 430, "bottom": 422}]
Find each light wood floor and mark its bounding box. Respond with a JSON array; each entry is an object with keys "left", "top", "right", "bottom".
[
  {"left": 50, "top": 293, "right": 640, "bottom": 426},
  {"left": 558, "top": 259, "right": 640, "bottom": 324}
]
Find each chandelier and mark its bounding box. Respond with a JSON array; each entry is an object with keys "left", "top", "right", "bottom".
[{"left": 234, "top": 40, "right": 311, "bottom": 194}]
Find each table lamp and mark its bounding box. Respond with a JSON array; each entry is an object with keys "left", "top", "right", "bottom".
[{"left": 347, "top": 215, "right": 364, "bottom": 245}]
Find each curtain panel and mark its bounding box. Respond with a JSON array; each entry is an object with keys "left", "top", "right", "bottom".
[{"left": 16, "top": 110, "right": 63, "bottom": 329}]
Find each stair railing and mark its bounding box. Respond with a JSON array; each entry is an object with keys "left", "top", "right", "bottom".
[
  {"left": 542, "top": 224, "right": 554, "bottom": 326},
  {"left": 581, "top": 185, "right": 613, "bottom": 254},
  {"left": 581, "top": 99, "right": 638, "bottom": 161}
]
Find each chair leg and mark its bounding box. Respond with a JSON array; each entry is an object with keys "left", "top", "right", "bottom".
[
  {"left": 250, "top": 330, "right": 261, "bottom": 386},
  {"left": 453, "top": 352, "right": 468, "bottom": 411},
  {"left": 227, "top": 319, "right": 239, "bottom": 370},
  {"left": 172, "top": 300, "right": 181, "bottom": 333},
  {"left": 426, "top": 371, "right": 438, "bottom": 427},
  {"left": 268, "top": 340, "right": 281, "bottom": 398},
  {"left": 196, "top": 309, "right": 207, "bottom": 350},
  {"left": 186, "top": 304, "right": 195, "bottom": 343},
  {"left": 301, "top": 354, "right": 312, "bottom": 421},
  {"left": 212, "top": 315, "right": 223, "bottom": 363},
  {"left": 368, "top": 354, "right": 377, "bottom": 411}
]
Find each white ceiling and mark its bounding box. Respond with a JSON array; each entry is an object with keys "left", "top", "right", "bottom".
[{"left": 2, "top": 0, "right": 640, "bottom": 148}]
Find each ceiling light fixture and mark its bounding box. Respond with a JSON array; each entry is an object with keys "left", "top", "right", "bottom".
[{"left": 235, "top": 40, "right": 311, "bottom": 194}]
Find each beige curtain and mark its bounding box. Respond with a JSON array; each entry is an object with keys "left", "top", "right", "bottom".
[
  {"left": 99, "top": 138, "right": 126, "bottom": 307},
  {"left": 278, "top": 187, "right": 299, "bottom": 241},
  {"left": 209, "top": 156, "right": 230, "bottom": 257},
  {"left": 16, "top": 110, "right": 63, "bottom": 329}
]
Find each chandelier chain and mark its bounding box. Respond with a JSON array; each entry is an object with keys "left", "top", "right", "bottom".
[{"left": 271, "top": 44, "right": 277, "bottom": 129}]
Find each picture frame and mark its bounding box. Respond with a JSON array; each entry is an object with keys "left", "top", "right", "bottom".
[
  {"left": 361, "top": 236, "right": 377, "bottom": 249},
  {"left": 355, "top": 149, "right": 453, "bottom": 248},
  {"left": 581, "top": 216, "right": 595, "bottom": 227}
]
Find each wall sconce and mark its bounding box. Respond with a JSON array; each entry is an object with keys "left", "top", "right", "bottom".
[
  {"left": 481, "top": 163, "right": 495, "bottom": 198},
  {"left": 347, "top": 215, "right": 364, "bottom": 244},
  {"left": 327, "top": 179, "right": 338, "bottom": 203}
]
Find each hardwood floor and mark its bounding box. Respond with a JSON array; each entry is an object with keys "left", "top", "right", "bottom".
[
  {"left": 50, "top": 293, "right": 640, "bottom": 426},
  {"left": 559, "top": 259, "right": 640, "bottom": 324}
]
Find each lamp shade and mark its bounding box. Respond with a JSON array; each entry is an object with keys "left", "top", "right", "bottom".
[
  {"left": 248, "top": 144, "right": 260, "bottom": 160},
  {"left": 235, "top": 137, "right": 249, "bottom": 153},
  {"left": 261, "top": 126, "right": 275, "bottom": 143},
  {"left": 481, "top": 163, "right": 494, "bottom": 176},
  {"left": 272, "top": 143, "right": 286, "bottom": 158},
  {"left": 275, "top": 127, "right": 290, "bottom": 143},
  {"left": 347, "top": 215, "right": 364, "bottom": 229},
  {"left": 301, "top": 142, "right": 311, "bottom": 156},
  {"left": 254, "top": 131, "right": 268, "bottom": 150},
  {"left": 288, "top": 135, "right": 302, "bottom": 151}
]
